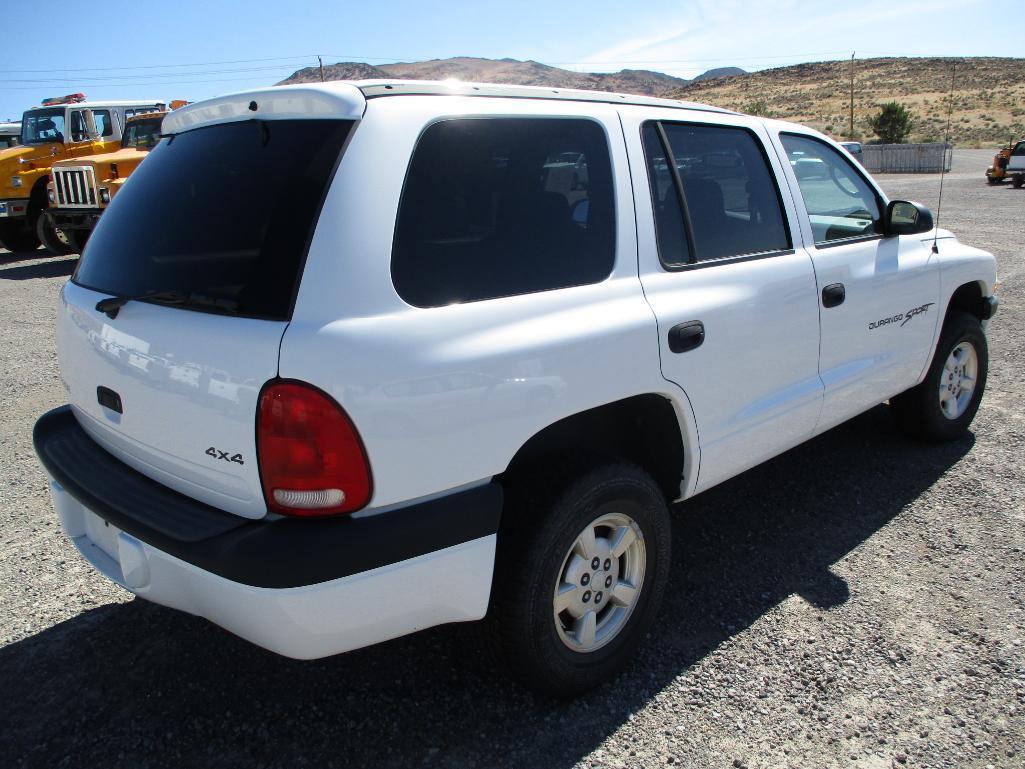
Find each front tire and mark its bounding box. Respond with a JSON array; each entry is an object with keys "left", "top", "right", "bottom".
[
  {"left": 489, "top": 462, "right": 671, "bottom": 696},
  {"left": 891, "top": 311, "right": 988, "bottom": 442},
  {"left": 36, "top": 213, "right": 73, "bottom": 256}
]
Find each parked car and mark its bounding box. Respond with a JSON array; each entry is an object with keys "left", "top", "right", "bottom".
[
  {"left": 840, "top": 141, "right": 864, "bottom": 164},
  {"left": 0, "top": 121, "right": 20, "bottom": 149},
  {"left": 33, "top": 81, "right": 997, "bottom": 696}
]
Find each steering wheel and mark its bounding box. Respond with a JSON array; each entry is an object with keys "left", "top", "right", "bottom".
[{"left": 829, "top": 163, "right": 864, "bottom": 198}]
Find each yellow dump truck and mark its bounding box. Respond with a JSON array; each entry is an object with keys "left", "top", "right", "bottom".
[
  {"left": 44, "top": 111, "right": 167, "bottom": 254},
  {"left": 0, "top": 93, "right": 166, "bottom": 252}
]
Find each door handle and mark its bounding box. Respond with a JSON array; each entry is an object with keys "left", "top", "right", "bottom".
[
  {"left": 822, "top": 283, "right": 846, "bottom": 308},
  {"left": 668, "top": 321, "right": 705, "bottom": 353}
]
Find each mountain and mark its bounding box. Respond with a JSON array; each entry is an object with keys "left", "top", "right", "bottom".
[
  {"left": 693, "top": 66, "right": 746, "bottom": 82},
  {"left": 278, "top": 56, "right": 1025, "bottom": 146},
  {"left": 668, "top": 56, "right": 1025, "bottom": 146},
  {"left": 278, "top": 56, "right": 741, "bottom": 96}
]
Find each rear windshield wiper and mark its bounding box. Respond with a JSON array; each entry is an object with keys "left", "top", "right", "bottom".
[{"left": 95, "top": 290, "right": 239, "bottom": 319}]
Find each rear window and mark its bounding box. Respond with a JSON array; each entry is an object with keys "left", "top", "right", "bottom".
[
  {"left": 73, "top": 119, "right": 353, "bottom": 320},
  {"left": 391, "top": 117, "right": 616, "bottom": 308}
]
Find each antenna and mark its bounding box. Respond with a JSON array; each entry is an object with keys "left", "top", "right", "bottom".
[{"left": 932, "top": 60, "right": 956, "bottom": 254}]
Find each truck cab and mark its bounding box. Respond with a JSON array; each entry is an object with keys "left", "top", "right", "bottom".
[
  {"left": 0, "top": 94, "right": 166, "bottom": 253},
  {"left": 45, "top": 111, "right": 167, "bottom": 254}
]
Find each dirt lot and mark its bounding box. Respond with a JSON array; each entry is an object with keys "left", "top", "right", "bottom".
[{"left": 1, "top": 149, "right": 1022, "bottom": 769}]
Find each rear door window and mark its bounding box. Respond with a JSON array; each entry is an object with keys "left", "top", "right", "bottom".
[
  {"left": 642, "top": 121, "right": 790, "bottom": 266},
  {"left": 73, "top": 119, "right": 353, "bottom": 320},
  {"left": 391, "top": 117, "right": 616, "bottom": 307},
  {"left": 780, "top": 133, "right": 882, "bottom": 245}
]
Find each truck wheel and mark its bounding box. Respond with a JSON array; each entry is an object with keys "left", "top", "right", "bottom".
[
  {"left": 0, "top": 219, "right": 41, "bottom": 253},
  {"left": 36, "top": 214, "right": 74, "bottom": 256},
  {"left": 891, "top": 312, "right": 988, "bottom": 442},
  {"left": 489, "top": 462, "right": 671, "bottom": 696},
  {"left": 1013, "top": 174, "right": 1024, "bottom": 189},
  {"left": 66, "top": 229, "right": 90, "bottom": 255}
]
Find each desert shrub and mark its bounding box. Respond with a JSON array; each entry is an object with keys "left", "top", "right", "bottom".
[{"left": 867, "top": 102, "right": 915, "bottom": 143}]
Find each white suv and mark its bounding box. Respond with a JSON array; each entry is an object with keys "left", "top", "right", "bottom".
[{"left": 34, "top": 81, "right": 998, "bottom": 696}]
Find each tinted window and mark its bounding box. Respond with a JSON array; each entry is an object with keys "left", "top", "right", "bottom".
[
  {"left": 392, "top": 118, "right": 615, "bottom": 307},
  {"left": 74, "top": 119, "right": 353, "bottom": 320},
  {"left": 781, "top": 134, "right": 882, "bottom": 245},
  {"left": 91, "top": 109, "right": 114, "bottom": 137},
  {"left": 643, "top": 122, "right": 790, "bottom": 265},
  {"left": 21, "top": 108, "right": 65, "bottom": 144},
  {"left": 1013, "top": 142, "right": 1025, "bottom": 157}
]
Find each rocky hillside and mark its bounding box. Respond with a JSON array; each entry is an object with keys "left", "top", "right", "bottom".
[
  {"left": 671, "top": 57, "right": 1025, "bottom": 146},
  {"left": 279, "top": 56, "right": 1024, "bottom": 146},
  {"left": 278, "top": 56, "right": 732, "bottom": 96}
]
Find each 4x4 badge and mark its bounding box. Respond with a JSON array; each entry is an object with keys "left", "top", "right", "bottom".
[{"left": 206, "top": 447, "right": 244, "bottom": 465}]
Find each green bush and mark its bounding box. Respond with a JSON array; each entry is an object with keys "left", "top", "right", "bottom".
[{"left": 867, "top": 102, "right": 915, "bottom": 144}]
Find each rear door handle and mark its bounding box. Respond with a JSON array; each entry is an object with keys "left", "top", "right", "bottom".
[
  {"left": 668, "top": 321, "right": 705, "bottom": 353},
  {"left": 822, "top": 283, "right": 846, "bottom": 308}
]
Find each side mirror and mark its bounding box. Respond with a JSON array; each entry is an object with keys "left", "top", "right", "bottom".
[{"left": 885, "top": 200, "right": 933, "bottom": 236}]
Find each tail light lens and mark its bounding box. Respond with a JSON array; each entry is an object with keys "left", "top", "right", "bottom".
[{"left": 257, "top": 381, "right": 372, "bottom": 517}]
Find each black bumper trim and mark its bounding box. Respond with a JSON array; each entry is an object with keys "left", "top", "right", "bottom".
[{"left": 34, "top": 406, "right": 503, "bottom": 589}]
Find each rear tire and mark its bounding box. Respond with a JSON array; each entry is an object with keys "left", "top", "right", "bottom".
[
  {"left": 0, "top": 219, "right": 41, "bottom": 252},
  {"left": 488, "top": 462, "right": 671, "bottom": 697},
  {"left": 891, "top": 311, "right": 988, "bottom": 442},
  {"left": 35, "top": 213, "right": 73, "bottom": 256},
  {"left": 1013, "top": 174, "right": 1024, "bottom": 189}
]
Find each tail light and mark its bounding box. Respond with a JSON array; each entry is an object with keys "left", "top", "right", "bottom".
[{"left": 257, "top": 381, "right": 372, "bottom": 517}]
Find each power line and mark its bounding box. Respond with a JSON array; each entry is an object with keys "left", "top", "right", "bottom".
[{"left": 0, "top": 55, "right": 319, "bottom": 74}]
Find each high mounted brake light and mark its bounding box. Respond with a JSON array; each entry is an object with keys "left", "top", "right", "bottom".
[{"left": 257, "top": 381, "right": 372, "bottom": 517}]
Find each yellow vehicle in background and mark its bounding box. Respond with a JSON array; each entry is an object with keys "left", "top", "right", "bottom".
[
  {"left": 45, "top": 111, "right": 167, "bottom": 254},
  {"left": 0, "top": 93, "right": 167, "bottom": 253}
]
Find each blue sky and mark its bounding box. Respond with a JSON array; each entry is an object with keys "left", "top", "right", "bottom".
[{"left": 1, "top": 0, "right": 1018, "bottom": 121}]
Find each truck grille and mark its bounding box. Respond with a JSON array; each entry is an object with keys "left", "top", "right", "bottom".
[{"left": 52, "top": 166, "right": 98, "bottom": 209}]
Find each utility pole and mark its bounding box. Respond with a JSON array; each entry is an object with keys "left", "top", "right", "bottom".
[
  {"left": 318, "top": 56, "right": 325, "bottom": 82},
  {"left": 848, "top": 52, "right": 855, "bottom": 141}
]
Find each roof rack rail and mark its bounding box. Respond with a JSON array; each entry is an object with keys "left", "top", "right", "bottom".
[{"left": 353, "top": 80, "right": 735, "bottom": 115}]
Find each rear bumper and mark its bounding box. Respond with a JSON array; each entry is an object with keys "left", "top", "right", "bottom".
[{"left": 34, "top": 405, "right": 502, "bottom": 658}]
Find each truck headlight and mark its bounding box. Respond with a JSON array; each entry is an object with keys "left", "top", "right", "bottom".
[
  {"left": 99, "top": 188, "right": 110, "bottom": 204},
  {"left": 47, "top": 188, "right": 55, "bottom": 203},
  {"left": 10, "top": 176, "right": 22, "bottom": 188}
]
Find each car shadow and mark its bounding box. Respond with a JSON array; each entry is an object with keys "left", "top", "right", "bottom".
[
  {"left": 0, "top": 405, "right": 973, "bottom": 769},
  {"left": 0, "top": 253, "right": 77, "bottom": 280}
]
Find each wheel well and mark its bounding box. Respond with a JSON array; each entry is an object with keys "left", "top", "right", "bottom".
[
  {"left": 945, "top": 282, "right": 986, "bottom": 324},
  {"left": 500, "top": 394, "right": 685, "bottom": 501},
  {"left": 29, "top": 177, "right": 49, "bottom": 215}
]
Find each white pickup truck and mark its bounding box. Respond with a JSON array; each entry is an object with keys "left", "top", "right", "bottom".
[{"left": 34, "top": 81, "right": 998, "bottom": 696}]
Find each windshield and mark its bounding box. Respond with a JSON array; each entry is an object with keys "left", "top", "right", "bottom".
[
  {"left": 122, "top": 117, "right": 163, "bottom": 150},
  {"left": 74, "top": 118, "right": 354, "bottom": 321},
  {"left": 21, "top": 108, "right": 66, "bottom": 144}
]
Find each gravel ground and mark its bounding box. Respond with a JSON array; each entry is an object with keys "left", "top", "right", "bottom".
[{"left": 1, "top": 149, "right": 1022, "bottom": 769}]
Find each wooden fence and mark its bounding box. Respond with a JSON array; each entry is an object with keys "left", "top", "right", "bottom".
[{"left": 861, "top": 143, "right": 952, "bottom": 173}]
